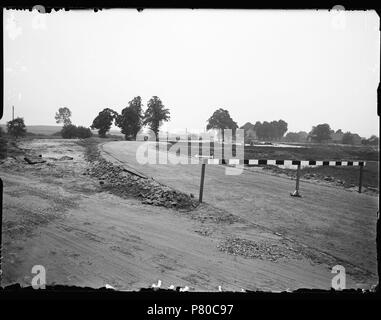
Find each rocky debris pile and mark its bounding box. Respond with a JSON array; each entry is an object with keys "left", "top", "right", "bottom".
[
  {"left": 0, "top": 156, "right": 22, "bottom": 169},
  {"left": 189, "top": 205, "right": 242, "bottom": 224},
  {"left": 86, "top": 158, "right": 198, "bottom": 210},
  {"left": 303, "top": 173, "right": 317, "bottom": 180},
  {"left": 24, "top": 156, "right": 46, "bottom": 164},
  {"left": 217, "top": 237, "right": 303, "bottom": 262}
]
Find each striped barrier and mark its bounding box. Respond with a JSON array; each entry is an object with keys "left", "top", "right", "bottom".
[
  {"left": 200, "top": 159, "right": 366, "bottom": 167},
  {"left": 197, "top": 158, "right": 366, "bottom": 202}
]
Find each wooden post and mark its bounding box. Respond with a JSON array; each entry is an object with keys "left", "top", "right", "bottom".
[
  {"left": 359, "top": 165, "right": 363, "bottom": 193},
  {"left": 199, "top": 163, "right": 206, "bottom": 203},
  {"left": 290, "top": 164, "right": 302, "bottom": 197},
  {"left": 188, "top": 135, "right": 191, "bottom": 164}
]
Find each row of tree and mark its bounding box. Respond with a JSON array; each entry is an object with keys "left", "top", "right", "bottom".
[
  {"left": 3, "top": 104, "right": 377, "bottom": 147},
  {"left": 252, "top": 120, "right": 288, "bottom": 140},
  {"left": 206, "top": 109, "right": 289, "bottom": 141},
  {"left": 89, "top": 96, "right": 170, "bottom": 140},
  {"left": 285, "top": 124, "right": 379, "bottom": 145},
  {"left": 54, "top": 96, "right": 170, "bottom": 140}
]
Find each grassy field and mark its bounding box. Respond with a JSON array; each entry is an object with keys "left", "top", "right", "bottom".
[{"left": 167, "top": 141, "right": 379, "bottom": 190}]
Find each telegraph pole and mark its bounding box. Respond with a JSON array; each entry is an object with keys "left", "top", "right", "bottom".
[{"left": 12, "top": 105, "right": 14, "bottom": 120}]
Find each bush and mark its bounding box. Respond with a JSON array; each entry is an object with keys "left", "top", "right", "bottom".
[
  {"left": 61, "top": 124, "right": 77, "bottom": 139},
  {"left": 61, "top": 125, "right": 92, "bottom": 139},
  {"left": 7, "top": 117, "right": 27, "bottom": 138},
  {"left": 75, "top": 126, "right": 93, "bottom": 138}
]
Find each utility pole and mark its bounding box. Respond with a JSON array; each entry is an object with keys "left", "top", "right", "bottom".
[{"left": 12, "top": 105, "right": 14, "bottom": 121}]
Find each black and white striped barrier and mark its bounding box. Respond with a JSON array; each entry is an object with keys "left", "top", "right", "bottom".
[
  {"left": 197, "top": 159, "right": 366, "bottom": 202},
  {"left": 198, "top": 158, "right": 366, "bottom": 167}
]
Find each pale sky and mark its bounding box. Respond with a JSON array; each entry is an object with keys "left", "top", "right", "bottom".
[{"left": 3, "top": 9, "right": 380, "bottom": 138}]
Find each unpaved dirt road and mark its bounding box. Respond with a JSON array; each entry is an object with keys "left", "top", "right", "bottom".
[
  {"left": 102, "top": 140, "right": 379, "bottom": 286},
  {"left": 0, "top": 139, "right": 377, "bottom": 290}
]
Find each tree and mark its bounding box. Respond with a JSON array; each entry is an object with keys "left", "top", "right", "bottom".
[
  {"left": 367, "top": 135, "right": 379, "bottom": 145},
  {"left": 249, "top": 120, "right": 288, "bottom": 141},
  {"left": 61, "top": 124, "right": 78, "bottom": 139},
  {"left": 7, "top": 117, "right": 27, "bottom": 138},
  {"left": 143, "top": 96, "right": 170, "bottom": 141},
  {"left": 55, "top": 107, "right": 72, "bottom": 126},
  {"left": 60, "top": 125, "right": 92, "bottom": 139},
  {"left": 206, "top": 108, "right": 238, "bottom": 142},
  {"left": 276, "top": 119, "right": 288, "bottom": 140},
  {"left": 309, "top": 123, "right": 332, "bottom": 143},
  {"left": 115, "top": 96, "right": 143, "bottom": 140},
  {"left": 342, "top": 132, "right": 355, "bottom": 145},
  {"left": 75, "top": 126, "right": 93, "bottom": 139},
  {"left": 91, "top": 108, "right": 118, "bottom": 138},
  {"left": 284, "top": 131, "right": 308, "bottom": 143}
]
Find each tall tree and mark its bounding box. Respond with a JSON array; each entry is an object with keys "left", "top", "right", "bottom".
[
  {"left": 7, "top": 117, "right": 27, "bottom": 138},
  {"left": 91, "top": 108, "right": 118, "bottom": 138},
  {"left": 115, "top": 96, "right": 143, "bottom": 140},
  {"left": 342, "top": 132, "right": 355, "bottom": 145},
  {"left": 276, "top": 119, "right": 288, "bottom": 139},
  {"left": 206, "top": 108, "right": 238, "bottom": 142},
  {"left": 143, "top": 96, "right": 170, "bottom": 141},
  {"left": 309, "top": 123, "right": 332, "bottom": 142},
  {"left": 55, "top": 107, "right": 72, "bottom": 126}
]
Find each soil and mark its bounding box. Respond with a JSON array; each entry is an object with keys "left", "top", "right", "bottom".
[{"left": 0, "top": 138, "right": 378, "bottom": 291}]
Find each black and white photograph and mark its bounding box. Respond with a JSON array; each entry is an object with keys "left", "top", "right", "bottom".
[{"left": 0, "top": 6, "right": 379, "bottom": 302}]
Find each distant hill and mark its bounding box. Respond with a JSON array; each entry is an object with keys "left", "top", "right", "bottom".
[
  {"left": 0, "top": 124, "right": 62, "bottom": 135},
  {"left": 0, "top": 124, "right": 123, "bottom": 136}
]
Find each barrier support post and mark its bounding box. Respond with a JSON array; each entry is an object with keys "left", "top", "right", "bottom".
[
  {"left": 188, "top": 135, "right": 191, "bottom": 165},
  {"left": 359, "top": 165, "right": 363, "bottom": 193},
  {"left": 199, "top": 163, "right": 206, "bottom": 203},
  {"left": 290, "top": 164, "right": 302, "bottom": 197}
]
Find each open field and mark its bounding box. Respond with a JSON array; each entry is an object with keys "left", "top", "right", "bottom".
[
  {"left": 102, "top": 140, "right": 378, "bottom": 285},
  {"left": 1, "top": 138, "right": 378, "bottom": 290},
  {"left": 166, "top": 141, "right": 379, "bottom": 191}
]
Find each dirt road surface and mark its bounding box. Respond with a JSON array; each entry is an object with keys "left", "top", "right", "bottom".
[
  {"left": 102, "top": 140, "right": 379, "bottom": 286},
  {"left": 0, "top": 139, "right": 377, "bottom": 290}
]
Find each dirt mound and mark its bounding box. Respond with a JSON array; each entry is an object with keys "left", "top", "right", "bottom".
[{"left": 86, "top": 155, "right": 198, "bottom": 211}]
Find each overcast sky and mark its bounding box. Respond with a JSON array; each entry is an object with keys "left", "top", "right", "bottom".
[{"left": 3, "top": 9, "right": 380, "bottom": 137}]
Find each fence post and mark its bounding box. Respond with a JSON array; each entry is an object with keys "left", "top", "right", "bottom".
[
  {"left": 188, "top": 135, "right": 191, "bottom": 164},
  {"left": 290, "top": 164, "right": 302, "bottom": 197},
  {"left": 199, "top": 163, "right": 206, "bottom": 203},
  {"left": 358, "top": 165, "right": 363, "bottom": 193}
]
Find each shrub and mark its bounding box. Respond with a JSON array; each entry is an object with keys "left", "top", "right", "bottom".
[
  {"left": 61, "top": 124, "right": 78, "bottom": 139},
  {"left": 75, "top": 126, "right": 93, "bottom": 138},
  {"left": 7, "top": 117, "right": 27, "bottom": 138},
  {"left": 61, "top": 125, "right": 92, "bottom": 139}
]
